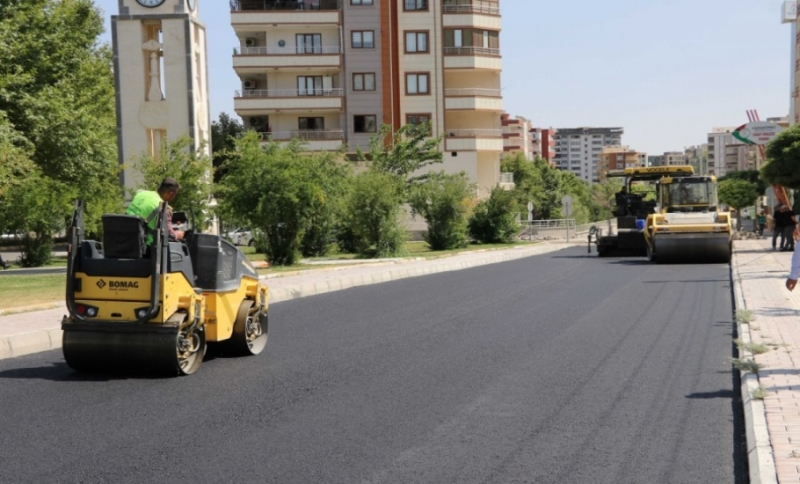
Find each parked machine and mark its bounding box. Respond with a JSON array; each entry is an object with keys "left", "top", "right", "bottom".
[
  {"left": 62, "top": 200, "right": 269, "bottom": 376},
  {"left": 592, "top": 166, "right": 732, "bottom": 263}
]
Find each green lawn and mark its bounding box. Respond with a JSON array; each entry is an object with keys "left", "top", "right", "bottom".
[
  {"left": 0, "top": 274, "right": 65, "bottom": 310},
  {"left": 0, "top": 241, "right": 539, "bottom": 310}
]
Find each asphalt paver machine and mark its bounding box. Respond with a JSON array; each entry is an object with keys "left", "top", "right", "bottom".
[
  {"left": 592, "top": 166, "right": 732, "bottom": 263},
  {"left": 62, "top": 200, "right": 269, "bottom": 375}
]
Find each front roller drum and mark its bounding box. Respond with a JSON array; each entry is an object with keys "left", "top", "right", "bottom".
[
  {"left": 649, "top": 233, "right": 732, "bottom": 264},
  {"left": 63, "top": 323, "right": 205, "bottom": 376},
  {"left": 219, "top": 300, "right": 268, "bottom": 356}
]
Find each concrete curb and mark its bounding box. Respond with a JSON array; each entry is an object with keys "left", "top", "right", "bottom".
[
  {"left": 0, "top": 243, "right": 574, "bottom": 361},
  {"left": 731, "top": 245, "right": 778, "bottom": 484}
]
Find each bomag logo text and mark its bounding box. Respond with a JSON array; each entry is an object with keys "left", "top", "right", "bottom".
[{"left": 109, "top": 281, "right": 139, "bottom": 289}]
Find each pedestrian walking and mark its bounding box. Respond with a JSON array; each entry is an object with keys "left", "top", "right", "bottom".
[
  {"left": 757, "top": 210, "right": 767, "bottom": 236},
  {"left": 784, "top": 206, "right": 799, "bottom": 252},
  {"left": 773, "top": 204, "right": 788, "bottom": 250}
]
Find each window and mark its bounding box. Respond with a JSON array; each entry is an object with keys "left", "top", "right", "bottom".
[
  {"left": 406, "top": 114, "right": 431, "bottom": 133},
  {"left": 404, "top": 0, "right": 427, "bottom": 10},
  {"left": 405, "top": 31, "right": 428, "bottom": 53},
  {"left": 296, "top": 34, "right": 322, "bottom": 54},
  {"left": 354, "top": 115, "right": 377, "bottom": 133},
  {"left": 297, "top": 76, "right": 323, "bottom": 96},
  {"left": 351, "top": 0, "right": 373, "bottom": 4},
  {"left": 352, "top": 73, "right": 376, "bottom": 91},
  {"left": 299, "top": 117, "right": 324, "bottom": 130},
  {"left": 351, "top": 31, "right": 374, "bottom": 49},
  {"left": 405, "top": 73, "right": 429, "bottom": 94}
]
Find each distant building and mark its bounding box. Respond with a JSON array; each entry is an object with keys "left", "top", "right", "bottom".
[
  {"left": 707, "top": 127, "right": 758, "bottom": 176},
  {"left": 501, "top": 114, "right": 533, "bottom": 161},
  {"left": 684, "top": 144, "right": 709, "bottom": 175},
  {"left": 530, "top": 127, "right": 556, "bottom": 164},
  {"left": 648, "top": 155, "right": 664, "bottom": 167},
  {"left": 553, "top": 127, "right": 623, "bottom": 184},
  {"left": 597, "top": 146, "right": 643, "bottom": 181},
  {"left": 663, "top": 151, "right": 686, "bottom": 166}
]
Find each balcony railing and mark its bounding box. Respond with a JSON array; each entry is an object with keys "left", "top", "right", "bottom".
[
  {"left": 443, "top": 46, "right": 500, "bottom": 56},
  {"left": 236, "top": 88, "right": 344, "bottom": 97},
  {"left": 446, "top": 129, "right": 502, "bottom": 137},
  {"left": 444, "top": 88, "right": 502, "bottom": 97},
  {"left": 237, "top": 46, "right": 342, "bottom": 55},
  {"left": 231, "top": 0, "right": 340, "bottom": 11},
  {"left": 499, "top": 172, "right": 514, "bottom": 184},
  {"left": 254, "top": 130, "right": 345, "bottom": 141},
  {"left": 442, "top": 4, "right": 500, "bottom": 15}
]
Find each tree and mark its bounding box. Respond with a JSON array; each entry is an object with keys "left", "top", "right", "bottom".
[
  {"left": 718, "top": 179, "right": 759, "bottom": 228},
  {"left": 408, "top": 172, "right": 475, "bottom": 250},
  {"left": 217, "top": 134, "right": 348, "bottom": 265},
  {"left": 502, "top": 154, "right": 566, "bottom": 220},
  {"left": 210, "top": 112, "right": 244, "bottom": 184},
  {"left": 718, "top": 170, "right": 768, "bottom": 196},
  {"left": 591, "top": 178, "right": 624, "bottom": 221},
  {"left": 132, "top": 136, "right": 214, "bottom": 223},
  {"left": 0, "top": 0, "right": 122, "bottom": 264},
  {"left": 763, "top": 125, "right": 800, "bottom": 189},
  {"left": 0, "top": 115, "right": 35, "bottom": 200},
  {"left": 341, "top": 170, "right": 406, "bottom": 257},
  {"left": 468, "top": 187, "right": 519, "bottom": 244},
  {"left": 300, "top": 152, "right": 351, "bottom": 257},
  {"left": 360, "top": 123, "right": 444, "bottom": 187}
]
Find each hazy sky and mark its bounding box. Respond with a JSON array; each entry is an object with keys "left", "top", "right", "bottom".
[{"left": 93, "top": 0, "right": 793, "bottom": 155}]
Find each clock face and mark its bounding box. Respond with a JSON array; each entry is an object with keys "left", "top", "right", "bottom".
[
  {"left": 136, "top": 0, "right": 166, "bottom": 7},
  {"left": 187, "top": 0, "right": 197, "bottom": 11}
]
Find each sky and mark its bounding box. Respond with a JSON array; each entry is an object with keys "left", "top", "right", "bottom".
[{"left": 93, "top": 0, "right": 793, "bottom": 155}]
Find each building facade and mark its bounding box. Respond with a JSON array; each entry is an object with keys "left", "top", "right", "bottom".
[
  {"left": 501, "top": 113, "right": 533, "bottom": 160},
  {"left": 684, "top": 144, "right": 708, "bottom": 175},
  {"left": 553, "top": 127, "right": 623, "bottom": 184},
  {"left": 230, "top": 0, "right": 503, "bottom": 196},
  {"left": 530, "top": 127, "right": 555, "bottom": 164},
  {"left": 596, "top": 146, "right": 642, "bottom": 180}
]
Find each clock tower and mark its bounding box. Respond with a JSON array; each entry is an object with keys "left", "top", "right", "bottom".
[{"left": 112, "top": 0, "right": 209, "bottom": 190}]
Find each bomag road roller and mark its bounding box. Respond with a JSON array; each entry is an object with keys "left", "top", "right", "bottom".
[
  {"left": 593, "top": 166, "right": 732, "bottom": 263},
  {"left": 61, "top": 200, "right": 269, "bottom": 376}
]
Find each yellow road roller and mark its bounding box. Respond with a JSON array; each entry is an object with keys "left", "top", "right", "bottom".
[
  {"left": 62, "top": 200, "right": 269, "bottom": 376},
  {"left": 593, "top": 166, "right": 732, "bottom": 263}
]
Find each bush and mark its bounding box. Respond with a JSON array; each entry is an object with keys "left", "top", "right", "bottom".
[
  {"left": 408, "top": 172, "right": 474, "bottom": 250},
  {"left": 468, "top": 187, "right": 519, "bottom": 244},
  {"left": 342, "top": 171, "right": 406, "bottom": 257}
]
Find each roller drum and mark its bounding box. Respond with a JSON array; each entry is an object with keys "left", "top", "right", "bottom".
[
  {"left": 63, "top": 323, "right": 205, "bottom": 376},
  {"left": 650, "top": 233, "right": 731, "bottom": 264}
]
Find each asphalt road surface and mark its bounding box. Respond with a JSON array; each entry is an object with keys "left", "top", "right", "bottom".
[{"left": 0, "top": 247, "right": 746, "bottom": 484}]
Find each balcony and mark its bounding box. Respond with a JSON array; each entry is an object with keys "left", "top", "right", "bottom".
[
  {"left": 443, "top": 47, "right": 501, "bottom": 70},
  {"left": 230, "top": 0, "right": 341, "bottom": 27},
  {"left": 234, "top": 89, "right": 343, "bottom": 112},
  {"left": 233, "top": 46, "right": 342, "bottom": 71},
  {"left": 442, "top": 2, "right": 500, "bottom": 30},
  {"left": 499, "top": 171, "right": 515, "bottom": 190},
  {"left": 444, "top": 129, "right": 503, "bottom": 152},
  {"left": 250, "top": 129, "right": 345, "bottom": 151},
  {"left": 444, "top": 88, "right": 502, "bottom": 111}
]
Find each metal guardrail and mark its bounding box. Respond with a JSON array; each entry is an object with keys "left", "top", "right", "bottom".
[
  {"left": 446, "top": 129, "right": 502, "bottom": 137},
  {"left": 251, "top": 130, "right": 345, "bottom": 141},
  {"left": 499, "top": 172, "right": 514, "bottom": 184},
  {"left": 443, "top": 46, "right": 500, "bottom": 56},
  {"left": 444, "top": 88, "right": 502, "bottom": 97},
  {"left": 442, "top": 4, "right": 500, "bottom": 15}
]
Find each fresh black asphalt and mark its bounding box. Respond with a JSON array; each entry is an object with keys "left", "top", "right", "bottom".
[{"left": 0, "top": 247, "right": 746, "bottom": 484}]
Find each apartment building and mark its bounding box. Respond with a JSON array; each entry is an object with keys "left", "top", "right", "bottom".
[
  {"left": 596, "top": 146, "right": 642, "bottom": 180},
  {"left": 684, "top": 144, "right": 708, "bottom": 175},
  {"left": 647, "top": 155, "right": 663, "bottom": 167},
  {"left": 553, "top": 127, "right": 623, "bottom": 184},
  {"left": 230, "top": 0, "right": 504, "bottom": 196},
  {"left": 530, "top": 127, "right": 555, "bottom": 164},
  {"left": 501, "top": 113, "right": 533, "bottom": 160}
]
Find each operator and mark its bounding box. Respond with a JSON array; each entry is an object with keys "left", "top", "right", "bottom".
[
  {"left": 125, "top": 177, "right": 185, "bottom": 244},
  {"left": 615, "top": 186, "right": 630, "bottom": 214}
]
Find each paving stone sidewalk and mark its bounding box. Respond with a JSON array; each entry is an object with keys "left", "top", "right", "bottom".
[
  {"left": 734, "top": 238, "right": 800, "bottom": 484},
  {"left": 0, "top": 242, "right": 575, "bottom": 360}
]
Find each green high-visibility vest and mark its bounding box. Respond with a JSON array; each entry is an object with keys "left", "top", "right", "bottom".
[{"left": 125, "top": 190, "right": 162, "bottom": 244}]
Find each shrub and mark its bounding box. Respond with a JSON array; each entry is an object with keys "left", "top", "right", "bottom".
[
  {"left": 408, "top": 172, "right": 474, "bottom": 250},
  {"left": 469, "top": 187, "right": 519, "bottom": 244},
  {"left": 342, "top": 171, "right": 406, "bottom": 257}
]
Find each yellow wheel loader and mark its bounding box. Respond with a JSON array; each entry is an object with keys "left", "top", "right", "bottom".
[
  {"left": 61, "top": 200, "right": 269, "bottom": 376},
  {"left": 592, "top": 166, "right": 732, "bottom": 263}
]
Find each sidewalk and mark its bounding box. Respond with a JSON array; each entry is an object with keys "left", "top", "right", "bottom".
[
  {"left": 733, "top": 238, "right": 800, "bottom": 484},
  {"left": 0, "top": 242, "right": 575, "bottom": 360}
]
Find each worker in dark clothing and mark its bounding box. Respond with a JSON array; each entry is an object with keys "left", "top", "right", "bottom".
[{"left": 783, "top": 205, "right": 798, "bottom": 252}]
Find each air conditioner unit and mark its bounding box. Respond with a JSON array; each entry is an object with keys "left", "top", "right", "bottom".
[
  {"left": 249, "top": 117, "right": 265, "bottom": 127},
  {"left": 243, "top": 80, "right": 257, "bottom": 90},
  {"left": 245, "top": 38, "right": 257, "bottom": 47}
]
